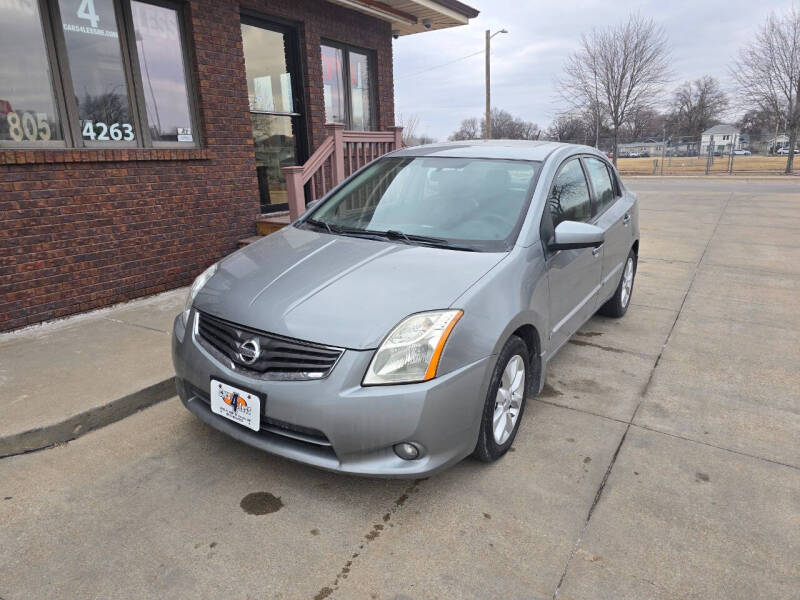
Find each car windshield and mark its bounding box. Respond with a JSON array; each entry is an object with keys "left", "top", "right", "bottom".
[{"left": 302, "top": 157, "right": 541, "bottom": 251}]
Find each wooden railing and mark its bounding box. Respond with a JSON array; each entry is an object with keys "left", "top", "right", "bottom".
[{"left": 283, "top": 123, "right": 404, "bottom": 219}]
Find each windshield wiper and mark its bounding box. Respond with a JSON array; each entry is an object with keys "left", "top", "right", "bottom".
[
  {"left": 304, "top": 221, "right": 476, "bottom": 251},
  {"left": 380, "top": 229, "right": 476, "bottom": 252},
  {"left": 305, "top": 218, "right": 334, "bottom": 234},
  {"left": 304, "top": 219, "right": 383, "bottom": 240}
]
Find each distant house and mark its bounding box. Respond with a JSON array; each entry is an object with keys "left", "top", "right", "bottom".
[
  {"left": 700, "top": 124, "right": 748, "bottom": 154},
  {"left": 764, "top": 134, "right": 796, "bottom": 153},
  {"left": 618, "top": 139, "right": 665, "bottom": 157}
]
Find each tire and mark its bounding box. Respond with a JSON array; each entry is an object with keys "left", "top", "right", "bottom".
[
  {"left": 598, "top": 249, "right": 637, "bottom": 318},
  {"left": 473, "top": 336, "right": 531, "bottom": 462}
]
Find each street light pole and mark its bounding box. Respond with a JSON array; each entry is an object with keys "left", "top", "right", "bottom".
[{"left": 485, "top": 29, "right": 508, "bottom": 140}]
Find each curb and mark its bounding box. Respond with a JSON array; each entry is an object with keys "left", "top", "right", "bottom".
[{"left": 0, "top": 377, "right": 176, "bottom": 458}]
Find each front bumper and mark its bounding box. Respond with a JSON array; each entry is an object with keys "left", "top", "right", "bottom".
[{"left": 171, "top": 312, "right": 491, "bottom": 477}]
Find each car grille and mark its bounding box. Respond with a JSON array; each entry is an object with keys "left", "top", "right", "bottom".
[{"left": 196, "top": 311, "right": 343, "bottom": 380}]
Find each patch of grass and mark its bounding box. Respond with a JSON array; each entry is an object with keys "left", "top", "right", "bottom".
[{"left": 616, "top": 155, "right": 797, "bottom": 175}]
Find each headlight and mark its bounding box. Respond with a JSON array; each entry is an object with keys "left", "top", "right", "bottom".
[
  {"left": 182, "top": 263, "right": 218, "bottom": 325},
  {"left": 363, "top": 310, "right": 463, "bottom": 385}
]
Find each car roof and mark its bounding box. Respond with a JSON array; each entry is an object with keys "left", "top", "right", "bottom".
[{"left": 390, "top": 139, "right": 601, "bottom": 162}]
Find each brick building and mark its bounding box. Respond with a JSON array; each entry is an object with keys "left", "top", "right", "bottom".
[{"left": 0, "top": 0, "right": 477, "bottom": 332}]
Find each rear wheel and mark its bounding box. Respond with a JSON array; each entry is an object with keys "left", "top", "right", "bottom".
[
  {"left": 599, "top": 249, "right": 637, "bottom": 318},
  {"left": 473, "top": 336, "right": 530, "bottom": 462}
]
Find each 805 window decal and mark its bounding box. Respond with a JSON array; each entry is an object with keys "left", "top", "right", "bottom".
[{"left": 5, "top": 112, "right": 52, "bottom": 142}]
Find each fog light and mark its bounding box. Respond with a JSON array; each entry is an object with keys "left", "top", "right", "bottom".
[{"left": 393, "top": 442, "right": 420, "bottom": 460}]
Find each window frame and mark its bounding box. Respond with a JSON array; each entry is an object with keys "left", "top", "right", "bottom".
[
  {"left": 1, "top": 0, "right": 199, "bottom": 150},
  {"left": 320, "top": 39, "right": 377, "bottom": 131},
  {"left": 581, "top": 155, "right": 619, "bottom": 219},
  {"left": 123, "top": 0, "right": 201, "bottom": 148},
  {"left": 0, "top": 0, "right": 71, "bottom": 149}
]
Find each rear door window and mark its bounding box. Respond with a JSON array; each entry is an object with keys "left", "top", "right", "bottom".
[{"left": 584, "top": 157, "right": 617, "bottom": 216}]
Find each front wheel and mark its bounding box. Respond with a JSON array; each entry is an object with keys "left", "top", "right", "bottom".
[
  {"left": 598, "top": 249, "right": 637, "bottom": 318},
  {"left": 473, "top": 336, "right": 530, "bottom": 462}
]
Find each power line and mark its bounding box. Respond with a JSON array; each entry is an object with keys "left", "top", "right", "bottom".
[{"left": 396, "top": 48, "right": 485, "bottom": 80}]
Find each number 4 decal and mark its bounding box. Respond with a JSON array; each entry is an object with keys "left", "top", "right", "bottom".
[{"left": 77, "top": 0, "right": 99, "bottom": 28}]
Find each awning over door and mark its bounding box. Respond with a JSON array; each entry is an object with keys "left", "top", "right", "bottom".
[{"left": 324, "top": 0, "right": 479, "bottom": 36}]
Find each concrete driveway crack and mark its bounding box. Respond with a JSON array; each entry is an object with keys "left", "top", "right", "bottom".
[
  {"left": 551, "top": 192, "right": 733, "bottom": 600},
  {"left": 312, "top": 478, "right": 426, "bottom": 600}
]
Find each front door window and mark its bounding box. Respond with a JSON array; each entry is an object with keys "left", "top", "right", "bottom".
[{"left": 241, "top": 20, "right": 303, "bottom": 212}]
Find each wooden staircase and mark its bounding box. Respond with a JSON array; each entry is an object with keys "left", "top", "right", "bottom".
[{"left": 237, "top": 123, "right": 404, "bottom": 248}]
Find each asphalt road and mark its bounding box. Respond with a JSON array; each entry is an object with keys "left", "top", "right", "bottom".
[{"left": 2, "top": 177, "right": 799, "bottom": 599}]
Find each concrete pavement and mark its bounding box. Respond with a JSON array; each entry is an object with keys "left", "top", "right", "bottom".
[
  {"left": 1, "top": 178, "right": 798, "bottom": 599},
  {"left": 0, "top": 288, "right": 186, "bottom": 456}
]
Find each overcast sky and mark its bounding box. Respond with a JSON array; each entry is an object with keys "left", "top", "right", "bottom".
[{"left": 392, "top": 0, "right": 794, "bottom": 140}]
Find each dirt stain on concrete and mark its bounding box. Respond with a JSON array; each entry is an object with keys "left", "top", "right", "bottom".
[
  {"left": 569, "top": 339, "right": 627, "bottom": 354},
  {"left": 695, "top": 472, "right": 710, "bottom": 483},
  {"left": 540, "top": 382, "right": 564, "bottom": 398},
  {"left": 240, "top": 492, "right": 283, "bottom": 515},
  {"left": 483, "top": 512, "right": 491, "bottom": 519},
  {"left": 314, "top": 479, "right": 424, "bottom": 599},
  {"left": 314, "top": 586, "right": 333, "bottom": 600},
  {"left": 583, "top": 456, "right": 592, "bottom": 464},
  {"left": 576, "top": 331, "right": 603, "bottom": 338},
  {"left": 310, "top": 528, "right": 320, "bottom": 536}
]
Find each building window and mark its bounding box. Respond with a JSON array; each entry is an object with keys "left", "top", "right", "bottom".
[
  {"left": 0, "top": 0, "right": 64, "bottom": 144},
  {"left": 321, "top": 42, "right": 375, "bottom": 131},
  {"left": 130, "top": 1, "right": 194, "bottom": 143},
  {"left": 0, "top": 0, "right": 197, "bottom": 148}
]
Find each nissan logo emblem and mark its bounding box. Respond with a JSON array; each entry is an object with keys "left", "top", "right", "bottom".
[{"left": 236, "top": 338, "right": 261, "bottom": 365}]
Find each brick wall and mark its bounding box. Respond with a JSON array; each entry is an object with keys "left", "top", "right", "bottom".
[{"left": 0, "top": 0, "right": 395, "bottom": 332}]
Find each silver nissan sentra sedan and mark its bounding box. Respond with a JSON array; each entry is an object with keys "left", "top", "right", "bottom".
[{"left": 171, "top": 140, "right": 639, "bottom": 477}]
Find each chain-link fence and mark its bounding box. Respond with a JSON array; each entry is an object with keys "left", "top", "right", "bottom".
[{"left": 557, "top": 135, "right": 799, "bottom": 175}]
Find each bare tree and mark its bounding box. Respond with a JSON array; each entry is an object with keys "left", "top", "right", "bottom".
[
  {"left": 397, "top": 113, "right": 419, "bottom": 145},
  {"left": 732, "top": 7, "right": 800, "bottom": 172},
  {"left": 481, "top": 108, "right": 541, "bottom": 140},
  {"left": 668, "top": 76, "right": 729, "bottom": 139},
  {"left": 621, "top": 106, "right": 667, "bottom": 141},
  {"left": 559, "top": 13, "right": 671, "bottom": 164},
  {"left": 449, "top": 109, "right": 541, "bottom": 141},
  {"left": 546, "top": 113, "right": 592, "bottom": 143},
  {"left": 449, "top": 117, "right": 480, "bottom": 141}
]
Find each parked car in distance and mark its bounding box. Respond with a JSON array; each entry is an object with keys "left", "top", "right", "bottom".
[
  {"left": 777, "top": 147, "right": 799, "bottom": 155},
  {"left": 733, "top": 149, "right": 751, "bottom": 156},
  {"left": 172, "top": 140, "right": 640, "bottom": 477}
]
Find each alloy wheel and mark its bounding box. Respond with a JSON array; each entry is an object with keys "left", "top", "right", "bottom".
[
  {"left": 621, "top": 257, "right": 634, "bottom": 307},
  {"left": 493, "top": 355, "right": 525, "bottom": 445}
]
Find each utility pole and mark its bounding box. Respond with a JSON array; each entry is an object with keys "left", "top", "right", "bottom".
[
  {"left": 705, "top": 134, "right": 714, "bottom": 175},
  {"left": 485, "top": 29, "right": 508, "bottom": 140},
  {"left": 485, "top": 30, "right": 490, "bottom": 140},
  {"left": 660, "top": 124, "right": 666, "bottom": 176}
]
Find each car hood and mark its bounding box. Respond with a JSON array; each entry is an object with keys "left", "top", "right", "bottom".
[{"left": 193, "top": 226, "right": 506, "bottom": 349}]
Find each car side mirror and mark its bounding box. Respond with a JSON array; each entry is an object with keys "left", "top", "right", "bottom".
[{"left": 549, "top": 221, "right": 604, "bottom": 251}]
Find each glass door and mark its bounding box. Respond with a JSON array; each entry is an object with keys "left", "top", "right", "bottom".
[{"left": 241, "top": 18, "right": 306, "bottom": 213}]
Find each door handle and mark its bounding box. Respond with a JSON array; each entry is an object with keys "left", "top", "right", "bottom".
[
  {"left": 592, "top": 245, "right": 602, "bottom": 257},
  {"left": 623, "top": 213, "right": 631, "bottom": 226}
]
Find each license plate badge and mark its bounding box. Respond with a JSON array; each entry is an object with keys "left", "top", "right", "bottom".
[{"left": 210, "top": 379, "right": 261, "bottom": 432}]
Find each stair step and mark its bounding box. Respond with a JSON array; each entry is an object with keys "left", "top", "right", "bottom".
[
  {"left": 238, "top": 236, "right": 264, "bottom": 248},
  {"left": 256, "top": 211, "right": 291, "bottom": 236}
]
